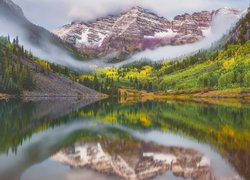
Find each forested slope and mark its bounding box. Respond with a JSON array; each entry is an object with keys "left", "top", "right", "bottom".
[
  {"left": 73, "top": 10, "right": 250, "bottom": 97},
  {"left": 0, "top": 36, "right": 103, "bottom": 97}
]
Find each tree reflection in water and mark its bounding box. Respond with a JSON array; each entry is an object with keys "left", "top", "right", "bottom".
[{"left": 0, "top": 98, "right": 249, "bottom": 179}]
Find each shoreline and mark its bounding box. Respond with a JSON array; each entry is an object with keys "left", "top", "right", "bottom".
[
  {"left": 119, "top": 88, "right": 250, "bottom": 99},
  {"left": 21, "top": 95, "right": 108, "bottom": 102},
  {"left": 1, "top": 88, "right": 250, "bottom": 103},
  {"left": 0, "top": 93, "right": 13, "bottom": 100},
  {"left": 0, "top": 93, "right": 108, "bottom": 101},
  {"left": 118, "top": 88, "right": 250, "bottom": 105}
]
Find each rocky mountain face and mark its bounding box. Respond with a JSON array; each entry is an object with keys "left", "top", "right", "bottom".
[
  {"left": 53, "top": 6, "right": 242, "bottom": 58},
  {"left": 227, "top": 7, "right": 250, "bottom": 43}
]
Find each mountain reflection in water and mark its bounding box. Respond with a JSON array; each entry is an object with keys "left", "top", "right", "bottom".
[
  {"left": 0, "top": 98, "right": 249, "bottom": 180},
  {"left": 51, "top": 140, "right": 213, "bottom": 179}
]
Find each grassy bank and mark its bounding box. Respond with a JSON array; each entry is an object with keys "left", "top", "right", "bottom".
[
  {"left": 118, "top": 87, "right": 250, "bottom": 104},
  {"left": 0, "top": 93, "right": 11, "bottom": 100},
  {"left": 75, "top": 41, "right": 250, "bottom": 97}
]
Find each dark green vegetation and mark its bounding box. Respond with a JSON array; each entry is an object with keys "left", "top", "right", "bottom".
[
  {"left": 0, "top": 36, "right": 35, "bottom": 94},
  {"left": 0, "top": 36, "right": 101, "bottom": 97}
]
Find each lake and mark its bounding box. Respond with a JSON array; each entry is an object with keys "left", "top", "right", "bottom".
[{"left": 0, "top": 98, "right": 249, "bottom": 180}]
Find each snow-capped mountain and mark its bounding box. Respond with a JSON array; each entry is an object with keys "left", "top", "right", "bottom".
[
  {"left": 53, "top": 6, "right": 242, "bottom": 58},
  {"left": 213, "top": 7, "right": 242, "bottom": 16}
]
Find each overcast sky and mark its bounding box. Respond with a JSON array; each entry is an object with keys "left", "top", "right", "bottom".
[{"left": 12, "top": 0, "right": 249, "bottom": 30}]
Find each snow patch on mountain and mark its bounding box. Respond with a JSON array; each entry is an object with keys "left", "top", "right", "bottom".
[
  {"left": 143, "top": 153, "right": 177, "bottom": 164},
  {"left": 201, "top": 27, "right": 212, "bottom": 37},
  {"left": 144, "top": 30, "right": 177, "bottom": 39}
]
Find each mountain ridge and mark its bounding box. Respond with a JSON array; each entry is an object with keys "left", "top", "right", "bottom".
[
  {"left": 0, "top": 0, "right": 88, "bottom": 61},
  {"left": 53, "top": 6, "right": 242, "bottom": 58},
  {"left": 227, "top": 7, "right": 250, "bottom": 43}
]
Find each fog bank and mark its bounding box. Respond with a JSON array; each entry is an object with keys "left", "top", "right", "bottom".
[{"left": 117, "top": 14, "right": 240, "bottom": 67}]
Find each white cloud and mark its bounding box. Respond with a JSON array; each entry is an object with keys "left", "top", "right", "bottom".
[
  {"left": 12, "top": 0, "right": 248, "bottom": 30},
  {"left": 116, "top": 14, "right": 239, "bottom": 66}
]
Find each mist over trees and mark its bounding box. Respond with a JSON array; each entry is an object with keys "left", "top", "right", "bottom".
[{"left": 0, "top": 36, "right": 35, "bottom": 94}]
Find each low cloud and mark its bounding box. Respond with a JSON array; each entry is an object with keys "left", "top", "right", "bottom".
[
  {"left": 12, "top": 0, "right": 248, "bottom": 30},
  {"left": 117, "top": 14, "right": 240, "bottom": 66},
  {"left": 0, "top": 16, "right": 104, "bottom": 71}
]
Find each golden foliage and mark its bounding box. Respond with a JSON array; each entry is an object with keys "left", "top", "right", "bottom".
[{"left": 223, "top": 59, "right": 235, "bottom": 69}]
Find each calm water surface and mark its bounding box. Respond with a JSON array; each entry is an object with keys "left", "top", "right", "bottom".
[{"left": 0, "top": 98, "right": 249, "bottom": 180}]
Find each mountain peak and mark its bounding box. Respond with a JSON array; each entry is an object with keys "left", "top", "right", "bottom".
[
  {"left": 130, "top": 6, "right": 145, "bottom": 11},
  {"left": 125, "top": 6, "right": 159, "bottom": 17},
  {"left": 53, "top": 7, "right": 241, "bottom": 58},
  {"left": 214, "top": 7, "right": 241, "bottom": 16},
  {"left": 123, "top": 6, "right": 147, "bottom": 16},
  {"left": 130, "top": 6, "right": 144, "bottom": 10}
]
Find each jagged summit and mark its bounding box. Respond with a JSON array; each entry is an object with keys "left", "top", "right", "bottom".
[
  {"left": 124, "top": 6, "right": 160, "bottom": 16},
  {"left": 126, "top": 6, "right": 146, "bottom": 12},
  {"left": 52, "top": 6, "right": 242, "bottom": 58},
  {"left": 214, "top": 7, "right": 241, "bottom": 16},
  {"left": 227, "top": 7, "right": 250, "bottom": 43}
]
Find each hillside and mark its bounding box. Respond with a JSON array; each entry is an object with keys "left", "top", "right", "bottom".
[
  {"left": 227, "top": 7, "right": 250, "bottom": 44},
  {"left": 0, "top": 37, "right": 104, "bottom": 98},
  {"left": 21, "top": 57, "right": 103, "bottom": 97},
  {"left": 0, "top": 0, "right": 88, "bottom": 60},
  {"left": 96, "top": 41, "right": 250, "bottom": 97},
  {"left": 71, "top": 10, "right": 250, "bottom": 98}
]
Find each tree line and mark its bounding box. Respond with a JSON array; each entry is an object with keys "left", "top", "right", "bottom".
[{"left": 0, "top": 36, "right": 35, "bottom": 94}]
